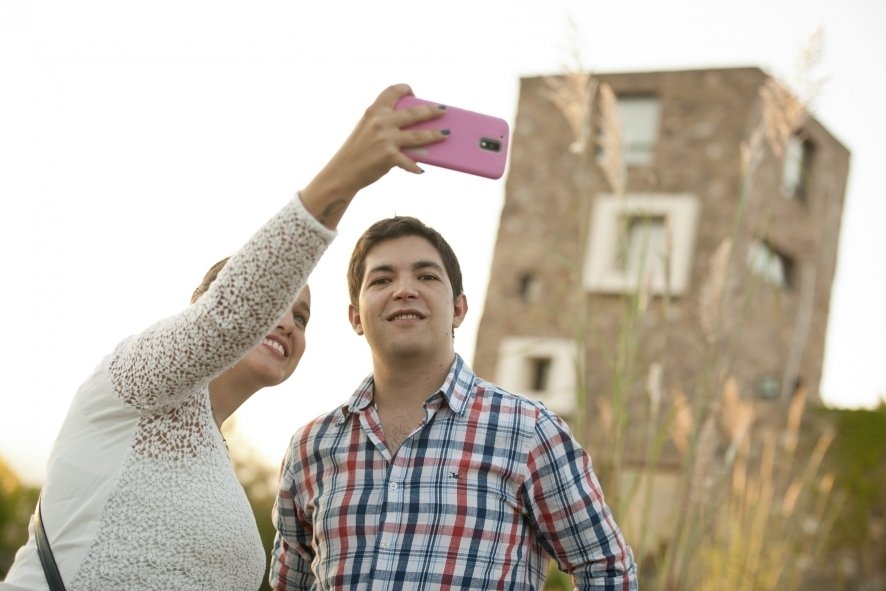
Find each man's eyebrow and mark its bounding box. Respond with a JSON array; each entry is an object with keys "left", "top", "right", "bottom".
[
  {"left": 413, "top": 260, "right": 444, "bottom": 272},
  {"left": 366, "top": 260, "right": 444, "bottom": 275},
  {"left": 366, "top": 263, "right": 395, "bottom": 275}
]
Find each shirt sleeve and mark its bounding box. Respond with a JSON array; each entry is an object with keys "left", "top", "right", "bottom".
[
  {"left": 521, "top": 408, "right": 638, "bottom": 591},
  {"left": 270, "top": 438, "right": 316, "bottom": 590},
  {"left": 108, "top": 196, "right": 335, "bottom": 412}
]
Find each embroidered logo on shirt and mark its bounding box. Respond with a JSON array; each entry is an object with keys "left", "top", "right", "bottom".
[{"left": 448, "top": 471, "right": 460, "bottom": 479}]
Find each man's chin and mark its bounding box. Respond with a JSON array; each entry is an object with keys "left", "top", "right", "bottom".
[{"left": 387, "top": 343, "right": 432, "bottom": 361}]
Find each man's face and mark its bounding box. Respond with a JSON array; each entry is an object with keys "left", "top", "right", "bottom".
[{"left": 349, "top": 235, "right": 467, "bottom": 363}]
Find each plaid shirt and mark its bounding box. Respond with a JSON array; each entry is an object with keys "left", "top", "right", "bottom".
[{"left": 271, "top": 355, "right": 637, "bottom": 590}]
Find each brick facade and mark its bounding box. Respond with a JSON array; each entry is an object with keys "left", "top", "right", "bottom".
[{"left": 472, "top": 67, "right": 850, "bottom": 449}]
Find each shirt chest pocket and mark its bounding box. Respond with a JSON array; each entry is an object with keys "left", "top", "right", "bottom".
[{"left": 407, "top": 458, "right": 524, "bottom": 524}]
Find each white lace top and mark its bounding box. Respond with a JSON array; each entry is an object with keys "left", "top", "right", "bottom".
[{"left": 1, "top": 196, "right": 335, "bottom": 591}]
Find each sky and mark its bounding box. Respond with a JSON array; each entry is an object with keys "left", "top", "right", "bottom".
[{"left": 1, "top": 0, "right": 884, "bottom": 485}]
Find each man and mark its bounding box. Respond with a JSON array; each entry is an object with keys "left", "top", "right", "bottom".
[{"left": 271, "top": 216, "right": 638, "bottom": 590}]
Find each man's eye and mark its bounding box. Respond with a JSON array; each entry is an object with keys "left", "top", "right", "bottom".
[{"left": 369, "top": 277, "right": 391, "bottom": 286}]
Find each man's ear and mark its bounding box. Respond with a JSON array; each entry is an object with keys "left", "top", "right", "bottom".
[
  {"left": 452, "top": 293, "right": 468, "bottom": 329},
  {"left": 348, "top": 304, "right": 365, "bottom": 336}
]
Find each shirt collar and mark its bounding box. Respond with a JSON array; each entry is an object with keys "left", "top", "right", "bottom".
[
  {"left": 437, "top": 354, "right": 474, "bottom": 415},
  {"left": 336, "top": 354, "right": 476, "bottom": 425}
]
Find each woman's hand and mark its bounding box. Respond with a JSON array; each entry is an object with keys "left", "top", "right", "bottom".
[
  {"left": 334, "top": 83, "right": 448, "bottom": 186},
  {"left": 300, "top": 84, "right": 448, "bottom": 228}
]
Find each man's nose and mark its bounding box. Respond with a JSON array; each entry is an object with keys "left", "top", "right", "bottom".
[{"left": 392, "top": 277, "right": 419, "bottom": 299}]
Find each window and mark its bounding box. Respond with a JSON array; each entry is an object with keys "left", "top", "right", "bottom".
[
  {"left": 782, "top": 135, "right": 813, "bottom": 200},
  {"left": 495, "top": 337, "right": 580, "bottom": 416},
  {"left": 597, "top": 95, "right": 661, "bottom": 166},
  {"left": 617, "top": 214, "right": 668, "bottom": 278},
  {"left": 527, "top": 356, "right": 553, "bottom": 392},
  {"left": 619, "top": 96, "right": 661, "bottom": 166},
  {"left": 755, "top": 375, "right": 780, "bottom": 399},
  {"left": 518, "top": 272, "right": 542, "bottom": 304},
  {"left": 584, "top": 194, "right": 700, "bottom": 296},
  {"left": 747, "top": 239, "right": 793, "bottom": 288}
]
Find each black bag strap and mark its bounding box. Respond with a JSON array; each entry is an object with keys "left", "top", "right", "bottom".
[{"left": 34, "top": 496, "right": 67, "bottom": 591}]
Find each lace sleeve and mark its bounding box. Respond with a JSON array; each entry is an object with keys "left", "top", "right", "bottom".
[{"left": 109, "top": 197, "right": 335, "bottom": 412}]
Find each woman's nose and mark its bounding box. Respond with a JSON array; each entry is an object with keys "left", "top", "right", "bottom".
[{"left": 277, "top": 310, "right": 295, "bottom": 333}]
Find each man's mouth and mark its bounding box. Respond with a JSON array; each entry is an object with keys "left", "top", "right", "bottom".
[{"left": 388, "top": 311, "right": 424, "bottom": 321}]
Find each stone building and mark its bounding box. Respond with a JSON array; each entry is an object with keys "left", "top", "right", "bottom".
[
  {"left": 471, "top": 66, "right": 851, "bottom": 563},
  {"left": 472, "top": 65, "right": 849, "bottom": 458}
]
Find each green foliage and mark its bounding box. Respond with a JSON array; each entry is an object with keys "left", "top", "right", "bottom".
[
  {"left": 816, "top": 404, "right": 886, "bottom": 565},
  {"left": 543, "top": 560, "right": 573, "bottom": 590},
  {"left": 224, "top": 421, "right": 279, "bottom": 591},
  {"left": 0, "top": 457, "right": 39, "bottom": 579},
  {"left": 247, "top": 491, "right": 277, "bottom": 591}
]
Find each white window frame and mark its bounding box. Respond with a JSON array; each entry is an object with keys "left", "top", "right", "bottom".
[
  {"left": 584, "top": 193, "right": 700, "bottom": 296},
  {"left": 495, "top": 337, "right": 580, "bottom": 416}
]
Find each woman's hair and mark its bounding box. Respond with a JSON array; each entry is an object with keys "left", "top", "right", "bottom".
[{"left": 191, "top": 257, "right": 230, "bottom": 303}]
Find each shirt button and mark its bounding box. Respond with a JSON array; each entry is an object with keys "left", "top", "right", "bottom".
[
  {"left": 380, "top": 539, "right": 390, "bottom": 549},
  {"left": 389, "top": 482, "right": 399, "bottom": 490}
]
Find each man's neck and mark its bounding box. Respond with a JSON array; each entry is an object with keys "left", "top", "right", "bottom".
[
  {"left": 371, "top": 352, "right": 456, "bottom": 411},
  {"left": 370, "top": 352, "right": 456, "bottom": 454}
]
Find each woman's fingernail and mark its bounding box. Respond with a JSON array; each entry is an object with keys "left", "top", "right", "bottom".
[
  {"left": 437, "top": 104, "right": 447, "bottom": 110},
  {"left": 441, "top": 129, "right": 451, "bottom": 136},
  {"left": 418, "top": 167, "right": 425, "bottom": 174}
]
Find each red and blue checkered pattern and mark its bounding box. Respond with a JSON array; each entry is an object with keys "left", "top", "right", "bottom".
[{"left": 271, "top": 355, "right": 637, "bottom": 590}]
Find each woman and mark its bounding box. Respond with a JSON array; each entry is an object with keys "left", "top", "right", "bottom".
[{"left": 1, "top": 83, "right": 446, "bottom": 591}]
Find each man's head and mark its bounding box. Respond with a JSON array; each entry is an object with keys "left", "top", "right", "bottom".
[
  {"left": 347, "top": 217, "right": 467, "bottom": 363},
  {"left": 347, "top": 216, "right": 464, "bottom": 306}
]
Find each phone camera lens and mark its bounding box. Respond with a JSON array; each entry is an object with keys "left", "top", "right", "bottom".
[{"left": 479, "top": 138, "right": 502, "bottom": 152}]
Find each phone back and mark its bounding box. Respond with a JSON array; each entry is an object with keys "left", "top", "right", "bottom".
[{"left": 396, "top": 96, "right": 509, "bottom": 179}]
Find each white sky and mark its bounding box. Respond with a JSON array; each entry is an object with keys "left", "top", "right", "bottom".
[{"left": 1, "top": 0, "right": 884, "bottom": 485}]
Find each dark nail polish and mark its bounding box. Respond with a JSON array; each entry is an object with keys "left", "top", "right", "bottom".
[
  {"left": 441, "top": 129, "right": 451, "bottom": 136},
  {"left": 437, "top": 104, "right": 447, "bottom": 110}
]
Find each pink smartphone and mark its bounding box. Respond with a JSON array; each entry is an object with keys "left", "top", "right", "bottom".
[{"left": 395, "top": 95, "right": 509, "bottom": 179}]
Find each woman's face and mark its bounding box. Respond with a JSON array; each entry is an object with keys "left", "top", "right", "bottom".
[{"left": 235, "top": 285, "right": 312, "bottom": 388}]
